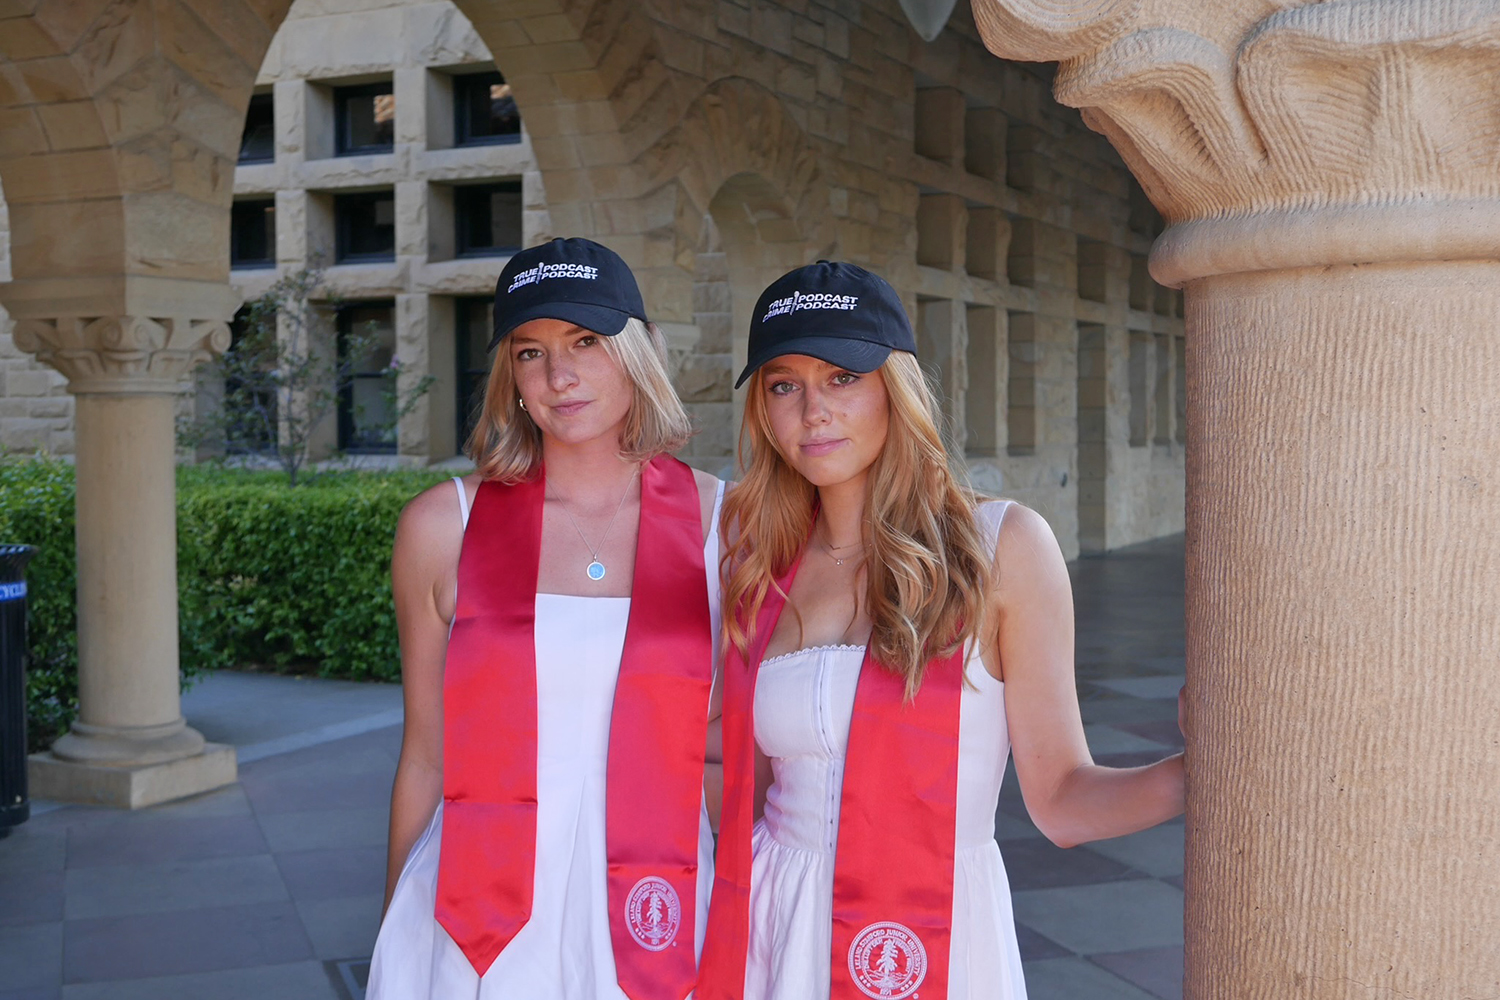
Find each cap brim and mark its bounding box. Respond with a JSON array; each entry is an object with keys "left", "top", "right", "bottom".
[
  {"left": 488, "top": 301, "right": 636, "bottom": 351},
  {"left": 734, "top": 336, "right": 892, "bottom": 388}
]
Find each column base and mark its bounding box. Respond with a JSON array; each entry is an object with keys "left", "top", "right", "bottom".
[
  {"left": 51, "top": 718, "right": 205, "bottom": 767},
  {"left": 28, "top": 743, "right": 237, "bottom": 810}
]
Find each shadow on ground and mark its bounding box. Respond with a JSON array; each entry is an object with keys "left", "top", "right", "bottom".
[{"left": 0, "top": 534, "right": 1185, "bottom": 1000}]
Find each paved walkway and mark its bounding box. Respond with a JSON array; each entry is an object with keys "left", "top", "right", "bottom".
[{"left": 0, "top": 535, "right": 1185, "bottom": 1000}]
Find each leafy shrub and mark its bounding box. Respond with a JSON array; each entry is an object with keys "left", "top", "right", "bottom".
[
  {"left": 0, "top": 458, "right": 450, "bottom": 752},
  {"left": 0, "top": 456, "right": 79, "bottom": 752},
  {"left": 178, "top": 469, "right": 449, "bottom": 678}
]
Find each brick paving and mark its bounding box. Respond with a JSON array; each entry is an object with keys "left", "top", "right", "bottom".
[{"left": 0, "top": 535, "right": 1185, "bottom": 1000}]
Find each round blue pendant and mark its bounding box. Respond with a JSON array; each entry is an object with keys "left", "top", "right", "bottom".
[{"left": 587, "top": 561, "right": 606, "bottom": 581}]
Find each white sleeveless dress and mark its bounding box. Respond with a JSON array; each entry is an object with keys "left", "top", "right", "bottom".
[
  {"left": 368, "top": 477, "right": 724, "bottom": 1000},
  {"left": 744, "top": 500, "right": 1027, "bottom": 1000}
]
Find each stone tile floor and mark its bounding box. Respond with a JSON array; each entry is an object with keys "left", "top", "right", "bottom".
[{"left": 0, "top": 534, "right": 1185, "bottom": 1000}]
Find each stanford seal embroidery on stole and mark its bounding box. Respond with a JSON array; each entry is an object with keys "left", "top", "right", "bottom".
[
  {"left": 846, "top": 921, "right": 928, "bottom": 999},
  {"left": 624, "top": 876, "right": 681, "bottom": 951}
]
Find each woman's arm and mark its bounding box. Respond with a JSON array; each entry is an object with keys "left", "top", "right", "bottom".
[
  {"left": 382, "top": 481, "right": 465, "bottom": 914},
  {"left": 988, "top": 504, "right": 1185, "bottom": 849}
]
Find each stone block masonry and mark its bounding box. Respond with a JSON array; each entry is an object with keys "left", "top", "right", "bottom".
[{"left": 0, "top": 0, "right": 1187, "bottom": 556}]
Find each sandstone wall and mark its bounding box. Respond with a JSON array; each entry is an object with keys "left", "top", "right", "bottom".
[
  {"left": 0, "top": 0, "right": 1187, "bottom": 553},
  {"left": 0, "top": 177, "right": 74, "bottom": 456}
]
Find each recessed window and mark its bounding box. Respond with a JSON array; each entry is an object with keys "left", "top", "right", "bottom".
[
  {"left": 335, "top": 82, "right": 395, "bottom": 156},
  {"left": 224, "top": 307, "right": 277, "bottom": 455},
  {"left": 456, "top": 297, "right": 495, "bottom": 446},
  {"left": 455, "top": 182, "right": 523, "bottom": 257},
  {"left": 455, "top": 72, "right": 521, "bottom": 146},
  {"left": 1129, "top": 330, "right": 1151, "bottom": 447},
  {"left": 337, "top": 302, "right": 398, "bottom": 453},
  {"left": 239, "top": 93, "right": 274, "bottom": 163},
  {"left": 1154, "top": 334, "right": 1173, "bottom": 445},
  {"left": 230, "top": 199, "right": 276, "bottom": 269},
  {"left": 335, "top": 191, "right": 396, "bottom": 263},
  {"left": 1007, "top": 311, "right": 1036, "bottom": 456}
]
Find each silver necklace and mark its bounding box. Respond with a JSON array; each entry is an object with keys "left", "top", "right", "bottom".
[{"left": 550, "top": 470, "right": 637, "bottom": 581}]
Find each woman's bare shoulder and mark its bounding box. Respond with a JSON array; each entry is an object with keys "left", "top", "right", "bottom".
[
  {"left": 394, "top": 477, "right": 469, "bottom": 563},
  {"left": 987, "top": 501, "right": 1069, "bottom": 602}
]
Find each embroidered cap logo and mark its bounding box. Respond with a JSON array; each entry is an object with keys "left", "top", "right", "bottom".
[
  {"left": 761, "top": 290, "right": 861, "bottom": 322},
  {"left": 507, "top": 261, "right": 601, "bottom": 293}
]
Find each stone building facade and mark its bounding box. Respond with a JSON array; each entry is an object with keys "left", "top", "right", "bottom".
[
  {"left": 0, "top": 0, "right": 1186, "bottom": 558},
  {"left": 6, "top": 2, "right": 1497, "bottom": 990}
]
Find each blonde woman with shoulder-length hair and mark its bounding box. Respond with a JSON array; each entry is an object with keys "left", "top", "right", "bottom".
[
  {"left": 698, "top": 261, "right": 1186, "bottom": 1000},
  {"left": 370, "top": 238, "right": 725, "bottom": 1000},
  {"left": 468, "top": 315, "right": 691, "bottom": 482}
]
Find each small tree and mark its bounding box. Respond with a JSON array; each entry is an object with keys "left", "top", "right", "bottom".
[{"left": 182, "top": 265, "right": 433, "bottom": 485}]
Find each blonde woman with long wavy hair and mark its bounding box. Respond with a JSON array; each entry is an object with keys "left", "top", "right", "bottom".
[
  {"left": 370, "top": 238, "right": 724, "bottom": 1000},
  {"left": 698, "top": 261, "right": 1185, "bottom": 1000}
]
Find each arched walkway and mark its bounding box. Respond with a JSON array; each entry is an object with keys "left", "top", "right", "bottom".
[{"left": 0, "top": 0, "right": 669, "bottom": 806}]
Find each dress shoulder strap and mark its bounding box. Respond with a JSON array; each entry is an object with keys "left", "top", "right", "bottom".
[
  {"left": 977, "top": 498, "right": 1017, "bottom": 554},
  {"left": 453, "top": 476, "right": 471, "bottom": 531},
  {"left": 705, "top": 478, "right": 726, "bottom": 558}
]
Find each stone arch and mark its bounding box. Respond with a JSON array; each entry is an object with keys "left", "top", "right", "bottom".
[
  {"left": 647, "top": 76, "right": 835, "bottom": 264},
  {"left": 454, "top": 0, "right": 672, "bottom": 235},
  {"left": 640, "top": 78, "right": 837, "bottom": 470},
  {"left": 706, "top": 170, "right": 818, "bottom": 389},
  {"left": 0, "top": 0, "right": 665, "bottom": 310},
  {"left": 0, "top": 0, "right": 294, "bottom": 309}
]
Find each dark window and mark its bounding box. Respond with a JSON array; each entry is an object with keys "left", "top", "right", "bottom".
[
  {"left": 240, "top": 93, "right": 275, "bottom": 163},
  {"left": 224, "top": 308, "right": 278, "bottom": 455},
  {"left": 455, "top": 182, "right": 523, "bottom": 257},
  {"left": 456, "top": 296, "right": 495, "bottom": 447},
  {"left": 337, "top": 303, "right": 398, "bottom": 453},
  {"left": 335, "top": 82, "right": 395, "bottom": 155},
  {"left": 454, "top": 72, "right": 520, "bottom": 146},
  {"left": 230, "top": 199, "right": 276, "bottom": 268},
  {"left": 335, "top": 191, "right": 396, "bottom": 262}
]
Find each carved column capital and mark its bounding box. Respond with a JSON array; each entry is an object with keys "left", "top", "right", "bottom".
[
  {"left": 974, "top": 0, "right": 1500, "bottom": 283},
  {"left": 11, "top": 315, "right": 232, "bottom": 394}
]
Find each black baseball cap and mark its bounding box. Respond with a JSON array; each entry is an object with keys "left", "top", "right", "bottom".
[
  {"left": 735, "top": 261, "right": 916, "bottom": 388},
  {"left": 489, "top": 237, "right": 647, "bottom": 350}
]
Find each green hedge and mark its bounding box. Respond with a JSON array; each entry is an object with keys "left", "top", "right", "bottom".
[
  {"left": 0, "top": 457, "right": 79, "bottom": 753},
  {"left": 0, "top": 457, "right": 450, "bottom": 752}
]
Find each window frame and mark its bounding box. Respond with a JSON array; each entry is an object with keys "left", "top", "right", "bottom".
[
  {"left": 334, "top": 81, "right": 396, "bottom": 157},
  {"left": 336, "top": 301, "right": 399, "bottom": 455},
  {"left": 453, "top": 180, "right": 524, "bottom": 259},
  {"left": 453, "top": 71, "right": 522, "bottom": 147},
  {"left": 223, "top": 307, "right": 279, "bottom": 456},
  {"left": 333, "top": 190, "right": 397, "bottom": 264},
  {"left": 229, "top": 198, "right": 277, "bottom": 270},
  {"left": 455, "top": 296, "right": 496, "bottom": 448},
  {"left": 239, "top": 92, "right": 275, "bottom": 164}
]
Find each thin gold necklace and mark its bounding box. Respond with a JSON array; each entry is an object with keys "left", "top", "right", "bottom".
[
  {"left": 549, "top": 469, "right": 637, "bottom": 581},
  {"left": 819, "top": 526, "right": 865, "bottom": 568}
]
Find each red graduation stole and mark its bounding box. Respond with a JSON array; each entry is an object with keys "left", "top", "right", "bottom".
[
  {"left": 436, "top": 454, "right": 713, "bottom": 1000},
  {"left": 698, "top": 549, "right": 964, "bottom": 1000}
]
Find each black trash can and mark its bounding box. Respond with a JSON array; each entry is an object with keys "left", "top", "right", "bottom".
[{"left": 0, "top": 544, "right": 37, "bottom": 838}]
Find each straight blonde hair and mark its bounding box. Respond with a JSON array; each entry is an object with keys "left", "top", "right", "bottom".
[
  {"left": 721, "top": 352, "right": 993, "bottom": 698},
  {"left": 465, "top": 317, "right": 693, "bottom": 481}
]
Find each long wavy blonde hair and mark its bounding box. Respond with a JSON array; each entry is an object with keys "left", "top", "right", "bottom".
[
  {"left": 465, "top": 317, "right": 692, "bottom": 482},
  {"left": 721, "top": 352, "right": 993, "bottom": 697}
]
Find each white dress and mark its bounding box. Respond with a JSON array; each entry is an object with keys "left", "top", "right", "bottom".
[
  {"left": 744, "top": 500, "right": 1027, "bottom": 1000},
  {"left": 368, "top": 478, "right": 724, "bottom": 1000}
]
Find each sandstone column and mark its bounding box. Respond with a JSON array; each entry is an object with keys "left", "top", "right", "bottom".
[
  {"left": 5, "top": 284, "right": 239, "bottom": 809},
  {"left": 974, "top": 2, "right": 1500, "bottom": 996}
]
